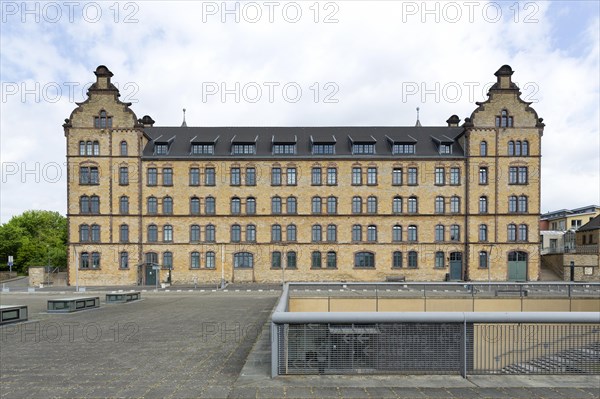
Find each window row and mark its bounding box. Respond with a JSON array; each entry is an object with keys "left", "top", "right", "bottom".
[
  {"left": 478, "top": 140, "right": 530, "bottom": 157},
  {"left": 93, "top": 110, "right": 112, "bottom": 129},
  {"left": 78, "top": 141, "right": 100, "bottom": 156}
]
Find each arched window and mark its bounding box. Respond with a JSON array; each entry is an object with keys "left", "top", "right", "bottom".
[
  {"left": 80, "top": 252, "right": 90, "bottom": 269},
  {"left": 435, "top": 251, "right": 444, "bottom": 269},
  {"left": 190, "top": 197, "right": 200, "bottom": 215},
  {"left": 86, "top": 141, "right": 93, "bottom": 155},
  {"left": 311, "top": 251, "right": 322, "bottom": 268},
  {"left": 435, "top": 224, "right": 445, "bottom": 242},
  {"left": 407, "top": 196, "right": 418, "bottom": 213},
  {"left": 515, "top": 140, "right": 522, "bottom": 156},
  {"left": 271, "top": 196, "right": 282, "bottom": 214},
  {"left": 191, "top": 252, "right": 200, "bottom": 269},
  {"left": 408, "top": 251, "right": 418, "bottom": 268},
  {"left": 286, "top": 196, "right": 296, "bottom": 214},
  {"left": 79, "top": 141, "right": 85, "bottom": 155},
  {"left": 327, "top": 251, "right": 337, "bottom": 269},
  {"left": 450, "top": 196, "right": 460, "bottom": 213},
  {"left": 271, "top": 251, "right": 282, "bottom": 269},
  {"left": 450, "top": 224, "right": 460, "bottom": 241},
  {"left": 163, "top": 225, "right": 173, "bottom": 242},
  {"left": 327, "top": 224, "right": 337, "bottom": 242},
  {"left": 148, "top": 224, "right": 158, "bottom": 242},
  {"left": 119, "top": 224, "right": 129, "bottom": 243},
  {"left": 508, "top": 141, "right": 515, "bottom": 156},
  {"left": 480, "top": 141, "right": 487, "bottom": 156},
  {"left": 246, "top": 197, "right": 256, "bottom": 215},
  {"left": 95, "top": 110, "right": 112, "bottom": 129},
  {"left": 508, "top": 195, "right": 518, "bottom": 213},
  {"left": 120, "top": 196, "right": 129, "bottom": 214},
  {"left": 246, "top": 224, "right": 256, "bottom": 242},
  {"left": 352, "top": 196, "right": 362, "bottom": 214},
  {"left": 271, "top": 224, "right": 282, "bottom": 242},
  {"left": 393, "top": 251, "right": 403, "bottom": 268},
  {"left": 367, "top": 225, "right": 377, "bottom": 242},
  {"left": 163, "top": 252, "right": 173, "bottom": 269},
  {"left": 435, "top": 196, "right": 445, "bottom": 214},
  {"left": 327, "top": 196, "right": 337, "bottom": 214},
  {"left": 367, "top": 196, "right": 377, "bottom": 213},
  {"left": 522, "top": 140, "right": 529, "bottom": 156},
  {"left": 518, "top": 224, "right": 528, "bottom": 241},
  {"left": 286, "top": 224, "right": 297, "bottom": 241},
  {"left": 234, "top": 252, "right": 254, "bottom": 268},
  {"left": 392, "top": 225, "right": 402, "bottom": 242},
  {"left": 392, "top": 196, "right": 402, "bottom": 213},
  {"left": 148, "top": 196, "right": 158, "bottom": 214},
  {"left": 479, "top": 251, "right": 489, "bottom": 268},
  {"left": 518, "top": 195, "right": 528, "bottom": 213},
  {"left": 205, "top": 196, "right": 216, "bottom": 215},
  {"left": 120, "top": 252, "right": 129, "bottom": 269},
  {"left": 479, "top": 224, "right": 488, "bottom": 242},
  {"left": 311, "top": 196, "right": 322, "bottom": 214},
  {"left": 231, "top": 197, "right": 241, "bottom": 215},
  {"left": 286, "top": 251, "right": 297, "bottom": 268},
  {"left": 92, "top": 141, "right": 100, "bottom": 155},
  {"left": 355, "top": 252, "right": 375, "bottom": 268},
  {"left": 231, "top": 224, "right": 241, "bottom": 242},
  {"left": 497, "top": 109, "right": 513, "bottom": 127},
  {"left": 507, "top": 224, "right": 517, "bottom": 241},
  {"left": 120, "top": 140, "right": 128, "bottom": 156},
  {"left": 79, "top": 224, "right": 89, "bottom": 242},
  {"left": 206, "top": 252, "right": 215, "bottom": 269},
  {"left": 408, "top": 225, "right": 418, "bottom": 242},
  {"left": 163, "top": 196, "right": 173, "bottom": 215},
  {"left": 352, "top": 225, "right": 362, "bottom": 242},
  {"left": 479, "top": 196, "right": 488, "bottom": 214},
  {"left": 205, "top": 224, "right": 216, "bottom": 242},
  {"left": 91, "top": 252, "right": 101, "bottom": 268},
  {"left": 190, "top": 224, "right": 200, "bottom": 242},
  {"left": 312, "top": 225, "right": 322, "bottom": 242}
]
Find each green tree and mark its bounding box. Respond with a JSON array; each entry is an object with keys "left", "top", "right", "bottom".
[{"left": 0, "top": 210, "right": 67, "bottom": 273}]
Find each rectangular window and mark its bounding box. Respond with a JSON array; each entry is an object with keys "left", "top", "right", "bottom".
[
  {"left": 352, "top": 167, "right": 362, "bottom": 185},
  {"left": 326, "top": 168, "right": 337, "bottom": 185},
  {"left": 509, "top": 166, "right": 528, "bottom": 184},
  {"left": 120, "top": 252, "right": 128, "bottom": 269},
  {"left": 286, "top": 168, "right": 297, "bottom": 185},
  {"left": 154, "top": 143, "right": 168, "bottom": 155},
  {"left": 393, "top": 252, "right": 403, "bottom": 268},
  {"left": 205, "top": 168, "right": 216, "bottom": 186},
  {"left": 230, "top": 167, "right": 241, "bottom": 186},
  {"left": 352, "top": 143, "right": 375, "bottom": 154},
  {"left": 189, "top": 168, "right": 200, "bottom": 186},
  {"left": 271, "top": 167, "right": 281, "bottom": 185},
  {"left": 312, "top": 144, "right": 335, "bottom": 155},
  {"left": 79, "top": 167, "right": 99, "bottom": 185},
  {"left": 392, "top": 168, "right": 403, "bottom": 186},
  {"left": 311, "top": 167, "right": 322, "bottom": 185},
  {"left": 272, "top": 144, "right": 296, "bottom": 154},
  {"left": 439, "top": 144, "right": 452, "bottom": 154},
  {"left": 367, "top": 167, "right": 377, "bottom": 185},
  {"left": 147, "top": 168, "right": 157, "bottom": 186},
  {"left": 435, "top": 252, "right": 444, "bottom": 269},
  {"left": 449, "top": 167, "right": 460, "bottom": 185},
  {"left": 393, "top": 144, "right": 415, "bottom": 154},
  {"left": 232, "top": 144, "right": 256, "bottom": 155},
  {"left": 271, "top": 252, "right": 281, "bottom": 269},
  {"left": 191, "top": 143, "right": 214, "bottom": 155},
  {"left": 119, "top": 167, "right": 129, "bottom": 185},
  {"left": 434, "top": 167, "right": 445, "bottom": 185},
  {"left": 245, "top": 168, "right": 256, "bottom": 186},
  {"left": 408, "top": 168, "right": 418, "bottom": 185},
  {"left": 163, "top": 168, "right": 173, "bottom": 186}
]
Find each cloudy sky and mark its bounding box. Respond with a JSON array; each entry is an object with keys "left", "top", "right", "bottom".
[{"left": 1, "top": 0, "right": 599, "bottom": 223}]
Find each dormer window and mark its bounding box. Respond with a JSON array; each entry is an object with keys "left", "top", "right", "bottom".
[
  {"left": 232, "top": 144, "right": 256, "bottom": 155},
  {"left": 94, "top": 110, "right": 112, "bottom": 129},
  {"left": 191, "top": 143, "right": 214, "bottom": 155},
  {"left": 495, "top": 109, "right": 513, "bottom": 127},
  {"left": 352, "top": 143, "right": 375, "bottom": 154},
  {"left": 154, "top": 143, "right": 169, "bottom": 155},
  {"left": 393, "top": 143, "right": 416, "bottom": 155},
  {"left": 312, "top": 143, "right": 335, "bottom": 155},
  {"left": 439, "top": 144, "right": 452, "bottom": 154},
  {"left": 272, "top": 144, "right": 296, "bottom": 155}
]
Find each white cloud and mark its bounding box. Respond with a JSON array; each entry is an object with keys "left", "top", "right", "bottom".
[{"left": 1, "top": 0, "right": 598, "bottom": 222}]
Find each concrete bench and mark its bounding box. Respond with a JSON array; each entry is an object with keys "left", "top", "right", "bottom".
[
  {"left": 106, "top": 292, "right": 141, "bottom": 303},
  {"left": 385, "top": 275, "right": 406, "bottom": 282},
  {"left": 47, "top": 297, "right": 100, "bottom": 313},
  {"left": 0, "top": 305, "right": 28, "bottom": 325}
]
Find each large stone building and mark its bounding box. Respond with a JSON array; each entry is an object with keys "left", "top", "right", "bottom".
[{"left": 65, "top": 65, "right": 544, "bottom": 286}]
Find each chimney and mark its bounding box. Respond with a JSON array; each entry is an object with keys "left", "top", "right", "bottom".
[
  {"left": 446, "top": 115, "right": 460, "bottom": 127},
  {"left": 494, "top": 65, "right": 514, "bottom": 90}
]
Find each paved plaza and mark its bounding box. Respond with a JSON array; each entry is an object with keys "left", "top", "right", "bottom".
[{"left": 0, "top": 288, "right": 599, "bottom": 399}]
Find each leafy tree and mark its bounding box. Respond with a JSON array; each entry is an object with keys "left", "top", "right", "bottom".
[{"left": 0, "top": 210, "right": 67, "bottom": 273}]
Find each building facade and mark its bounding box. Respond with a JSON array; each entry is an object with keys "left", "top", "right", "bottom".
[
  {"left": 540, "top": 205, "right": 600, "bottom": 232},
  {"left": 65, "top": 65, "right": 544, "bottom": 286}
]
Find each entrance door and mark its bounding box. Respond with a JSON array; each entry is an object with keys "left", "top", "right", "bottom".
[
  {"left": 449, "top": 252, "right": 463, "bottom": 281},
  {"left": 507, "top": 251, "right": 527, "bottom": 281},
  {"left": 145, "top": 252, "right": 158, "bottom": 286}
]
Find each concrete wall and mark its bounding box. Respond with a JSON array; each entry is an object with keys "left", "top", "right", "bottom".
[{"left": 541, "top": 253, "right": 600, "bottom": 282}]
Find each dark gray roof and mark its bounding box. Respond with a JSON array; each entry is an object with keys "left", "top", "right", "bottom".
[
  {"left": 578, "top": 215, "right": 600, "bottom": 232},
  {"left": 141, "top": 126, "right": 465, "bottom": 159}
]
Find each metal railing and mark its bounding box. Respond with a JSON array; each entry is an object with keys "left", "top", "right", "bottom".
[{"left": 271, "top": 283, "right": 600, "bottom": 377}]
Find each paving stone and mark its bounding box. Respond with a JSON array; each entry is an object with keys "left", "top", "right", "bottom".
[
  {"left": 285, "top": 387, "right": 315, "bottom": 398},
  {"left": 313, "top": 387, "right": 340, "bottom": 398},
  {"left": 364, "top": 387, "right": 397, "bottom": 398},
  {"left": 390, "top": 387, "right": 426, "bottom": 398}
]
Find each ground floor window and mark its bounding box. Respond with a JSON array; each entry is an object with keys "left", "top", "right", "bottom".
[
  {"left": 234, "top": 252, "right": 254, "bottom": 268},
  {"left": 355, "top": 251, "right": 375, "bottom": 268}
]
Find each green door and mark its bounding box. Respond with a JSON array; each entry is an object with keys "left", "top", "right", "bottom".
[
  {"left": 145, "top": 252, "right": 158, "bottom": 286},
  {"left": 449, "top": 252, "right": 463, "bottom": 281},
  {"left": 145, "top": 267, "right": 157, "bottom": 286},
  {"left": 508, "top": 251, "right": 527, "bottom": 281}
]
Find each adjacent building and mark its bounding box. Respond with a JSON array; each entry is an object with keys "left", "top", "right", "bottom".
[{"left": 65, "top": 65, "right": 544, "bottom": 286}]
